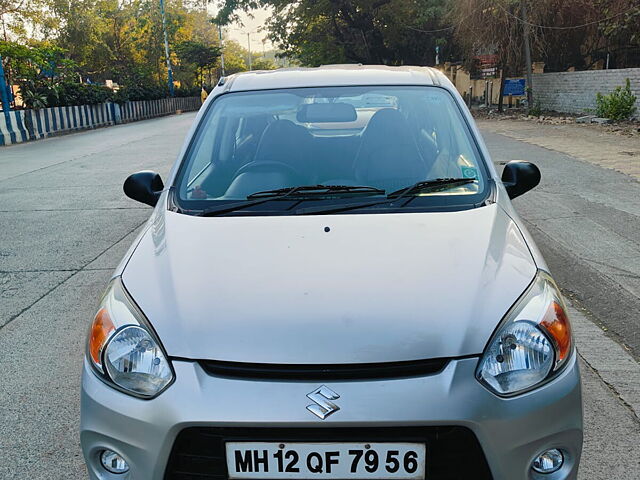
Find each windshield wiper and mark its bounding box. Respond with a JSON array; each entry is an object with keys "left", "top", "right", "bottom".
[
  {"left": 247, "top": 184, "right": 385, "bottom": 199},
  {"left": 295, "top": 178, "right": 476, "bottom": 216},
  {"left": 198, "top": 184, "right": 385, "bottom": 217},
  {"left": 386, "top": 177, "right": 476, "bottom": 197}
]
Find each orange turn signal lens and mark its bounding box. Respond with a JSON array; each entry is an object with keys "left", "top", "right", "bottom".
[
  {"left": 541, "top": 301, "right": 572, "bottom": 364},
  {"left": 89, "top": 307, "right": 116, "bottom": 368}
]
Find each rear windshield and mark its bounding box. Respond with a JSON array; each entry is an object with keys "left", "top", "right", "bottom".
[{"left": 174, "top": 85, "right": 490, "bottom": 214}]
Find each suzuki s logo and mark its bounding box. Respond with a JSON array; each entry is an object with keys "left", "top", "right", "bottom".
[{"left": 306, "top": 385, "right": 340, "bottom": 419}]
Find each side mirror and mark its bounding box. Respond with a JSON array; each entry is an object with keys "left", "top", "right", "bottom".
[
  {"left": 501, "top": 161, "right": 541, "bottom": 199},
  {"left": 123, "top": 171, "right": 164, "bottom": 207}
]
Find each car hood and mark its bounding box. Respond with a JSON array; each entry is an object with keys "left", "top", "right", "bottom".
[{"left": 122, "top": 205, "right": 536, "bottom": 363}]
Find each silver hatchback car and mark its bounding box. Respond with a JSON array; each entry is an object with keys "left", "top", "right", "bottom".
[{"left": 81, "top": 66, "right": 582, "bottom": 480}]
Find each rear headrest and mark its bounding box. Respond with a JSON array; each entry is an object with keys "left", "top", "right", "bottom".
[{"left": 297, "top": 103, "right": 357, "bottom": 123}]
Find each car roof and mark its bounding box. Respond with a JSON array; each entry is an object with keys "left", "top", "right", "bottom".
[{"left": 222, "top": 65, "right": 451, "bottom": 92}]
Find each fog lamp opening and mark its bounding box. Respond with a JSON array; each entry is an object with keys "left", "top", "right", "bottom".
[
  {"left": 100, "top": 449, "right": 130, "bottom": 474},
  {"left": 531, "top": 448, "right": 564, "bottom": 474}
]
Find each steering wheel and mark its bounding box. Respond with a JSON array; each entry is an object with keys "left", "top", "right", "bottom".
[{"left": 232, "top": 161, "right": 303, "bottom": 183}]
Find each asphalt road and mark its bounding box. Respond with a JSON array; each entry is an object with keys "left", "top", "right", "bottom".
[
  {"left": 482, "top": 127, "right": 640, "bottom": 361},
  {"left": 0, "top": 113, "right": 639, "bottom": 479}
]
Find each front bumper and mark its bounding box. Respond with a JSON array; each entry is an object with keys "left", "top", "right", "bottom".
[{"left": 80, "top": 355, "right": 583, "bottom": 480}]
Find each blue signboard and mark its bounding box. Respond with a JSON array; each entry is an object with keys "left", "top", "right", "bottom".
[{"left": 503, "top": 78, "right": 526, "bottom": 96}]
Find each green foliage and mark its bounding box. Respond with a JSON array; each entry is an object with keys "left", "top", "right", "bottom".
[
  {"left": 18, "top": 80, "right": 200, "bottom": 108},
  {"left": 55, "top": 83, "right": 114, "bottom": 106},
  {"left": 175, "top": 40, "right": 221, "bottom": 85},
  {"left": 5, "top": 0, "right": 640, "bottom": 93},
  {"left": 176, "top": 41, "right": 220, "bottom": 69},
  {"left": 174, "top": 86, "right": 201, "bottom": 97},
  {"left": 220, "top": 40, "right": 248, "bottom": 75},
  {"left": 252, "top": 58, "right": 277, "bottom": 70},
  {"left": 2, "top": 32, "right": 204, "bottom": 109},
  {"left": 4, "top": 0, "right": 223, "bottom": 94},
  {"left": 116, "top": 84, "right": 169, "bottom": 102},
  {"left": 596, "top": 79, "right": 637, "bottom": 121},
  {"left": 21, "top": 88, "right": 48, "bottom": 109},
  {"left": 19, "top": 80, "right": 118, "bottom": 107},
  {"left": 0, "top": 41, "right": 77, "bottom": 82},
  {"left": 2, "top": 0, "right": 231, "bottom": 111},
  {"left": 528, "top": 101, "right": 542, "bottom": 117},
  {"left": 215, "top": 0, "right": 455, "bottom": 67}
]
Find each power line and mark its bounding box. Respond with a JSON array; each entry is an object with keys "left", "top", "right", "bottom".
[
  {"left": 498, "top": 3, "right": 640, "bottom": 30},
  {"left": 406, "top": 2, "right": 639, "bottom": 34},
  {"left": 405, "top": 25, "right": 455, "bottom": 34},
  {"left": 404, "top": 0, "right": 493, "bottom": 34}
]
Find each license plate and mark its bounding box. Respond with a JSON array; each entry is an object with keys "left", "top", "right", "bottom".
[{"left": 225, "top": 442, "right": 426, "bottom": 479}]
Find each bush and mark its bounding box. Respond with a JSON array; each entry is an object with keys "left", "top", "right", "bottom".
[
  {"left": 19, "top": 80, "right": 200, "bottom": 108},
  {"left": 21, "top": 89, "right": 48, "bottom": 109},
  {"left": 116, "top": 84, "right": 200, "bottom": 102},
  {"left": 118, "top": 84, "right": 169, "bottom": 102},
  {"left": 596, "top": 79, "right": 637, "bottom": 121},
  {"left": 528, "top": 101, "right": 542, "bottom": 117},
  {"left": 19, "top": 81, "right": 115, "bottom": 107},
  {"left": 174, "top": 86, "right": 201, "bottom": 97},
  {"left": 56, "top": 83, "right": 114, "bottom": 106}
]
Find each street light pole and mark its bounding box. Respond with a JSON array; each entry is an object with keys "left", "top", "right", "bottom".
[
  {"left": 218, "top": 24, "right": 226, "bottom": 76},
  {"left": 159, "top": 0, "right": 174, "bottom": 96},
  {"left": 521, "top": 0, "right": 534, "bottom": 107},
  {"left": 247, "top": 32, "right": 252, "bottom": 71}
]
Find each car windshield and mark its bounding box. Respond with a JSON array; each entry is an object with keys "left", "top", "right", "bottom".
[{"left": 174, "top": 86, "right": 489, "bottom": 214}]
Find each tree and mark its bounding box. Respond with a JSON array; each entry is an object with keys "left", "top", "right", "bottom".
[
  {"left": 214, "top": 0, "right": 455, "bottom": 66},
  {"left": 1, "top": 0, "right": 53, "bottom": 40},
  {"left": 1, "top": 0, "right": 223, "bottom": 102},
  {"left": 175, "top": 40, "right": 221, "bottom": 85},
  {"left": 252, "top": 57, "right": 276, "bottom": 70},
  {"left": 449, "top": 0, "right": 640, "bottom": 75},
  {"left": 449, "top": 0, "right": 529, "bottom": 76},
  {"left": 221, "top": 39, "right": 248, "bottom": 74},
  {"left": 35, "top": 0, "right": 223, "bottom": 87},
  {"left": 448, "top": 0, "right": 546, "bottom": 110}
]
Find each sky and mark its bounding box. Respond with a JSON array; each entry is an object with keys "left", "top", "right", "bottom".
[{"left": 208, "top": 7, "right": 274, "bottom": 52}]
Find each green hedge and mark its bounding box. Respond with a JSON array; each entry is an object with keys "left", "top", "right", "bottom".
[{"left": 20, "top": 81, "right": 200, "bottom": 108}]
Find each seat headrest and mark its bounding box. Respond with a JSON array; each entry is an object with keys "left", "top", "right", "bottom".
[{"left": 362, "top": 108, "right": 412, "bottom": 139}]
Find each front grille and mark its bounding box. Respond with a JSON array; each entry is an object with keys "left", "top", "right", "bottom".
[
  {"left": 164, "top": 427, "right": 493, "bottom": 480},
  {"left": 196, "top": 358, "right": 450, "bottom": 381}
]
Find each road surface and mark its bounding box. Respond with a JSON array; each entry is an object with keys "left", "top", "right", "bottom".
[{"left": 0, "top": 113, "right": 638, "bottom": 479}]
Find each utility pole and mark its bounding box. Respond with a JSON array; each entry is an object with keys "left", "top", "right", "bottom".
[
  {"left": 521, "top": 0, "right": 533, "bottom": 107},
  {"left": 159, "top": 0, "right": 174, "bottom": 96},
  {"left": 247, "top": 32, "right": 252, "bottom": 71},
  {"left": 218, "top": 24, "right": 226, "bottom": 76}
]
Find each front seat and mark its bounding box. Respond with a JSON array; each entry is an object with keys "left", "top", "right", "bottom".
[
  {"left": 353, "top": 109, "right": 427, "bottom": 191},
  {"left": 252, "top": 119, "right": 315, "bottom": 181},
  {"left": 225, "top": 120, "right": 314, "bottom": 198}
]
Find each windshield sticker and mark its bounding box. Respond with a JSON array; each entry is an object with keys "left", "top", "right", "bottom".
[{"left": 461, "top": 166, "right": 478, "bottom": 179}]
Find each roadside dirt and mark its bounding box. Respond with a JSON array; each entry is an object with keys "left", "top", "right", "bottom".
[{"left": 476, "top": 114, "right": 640, "bottom": 179}]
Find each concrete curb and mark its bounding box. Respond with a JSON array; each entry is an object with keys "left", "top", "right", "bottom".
[
  {"left": 0, "top": 97, "right": 201, "bottom": 146},
  {"left": 569, "top": 303, "right": 640, "bottom": 421}
]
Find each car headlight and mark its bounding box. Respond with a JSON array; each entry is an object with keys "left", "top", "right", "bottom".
[
  {"left": 476, "top": 270, "right": 573, "bottom": 396},
  {"left": 87, "top": 278, "right": 174, "bottom": 398}
]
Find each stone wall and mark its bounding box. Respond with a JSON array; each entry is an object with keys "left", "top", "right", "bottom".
[{"left": 532, "top": 68, "right": 640, "bottom": 119}]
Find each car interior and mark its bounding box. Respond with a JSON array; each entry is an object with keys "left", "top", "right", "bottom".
[{"left": 181, "top": 90, "right": 481, "bottom": 201}]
